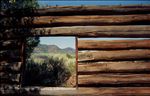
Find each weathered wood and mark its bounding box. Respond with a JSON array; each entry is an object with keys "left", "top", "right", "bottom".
[
  {"left": 23, "top": 25, "right": 150, "bottom": 38},
  {"left": 77, "top": 87, "right": 150, "bottom": 95},
  {"left": 78, "top": 39, "right": 150, "bottom": 50},
  {"left": 3, "top": 14, "right": 150, "bottom": 28},
  {"left": 0, "top": 50, "right": 21, "bottom": 62},
  {"left": 2, "top": 87, "right": 150, "bottom": 95},
  {"left": 1, "top": 84, "right": 20, "bottom": 95},
  {"left": 78, "top": 61, "right": 150, "bottom": 74},
  {"left": 0, "top": 72, "right": 20, "bottom": 84},
  {"left": 2, "top": 26, "right": 150, "bottom": 39},
  {"left": 33, "top": 14, "right": 150, "bottom": 27},
  {"left": 78, "top": 74, "right": 150, "bottom": 87},
  {"left": 0, "top": 58, "right": 21, "bottom": 63},
  {"left": 78, "top": 50, "right": 150, "bottom": 62},
  {"left": 26, "top": 87, "right": 150, "bottom": 96},
  {"left": 76, "top": 37, "right": 78, "bottom": 87},
  {"left": 0, "top": 40, "right": 22, "bottom": 50},
  {"left": 0, "top": 50, "right": 21, "bottom": 57},
  {"left": 1, "top": 5, "right": 150, "bottom": 17},
  {"left": 0, "top": 62, "right": 22, "bottom": 73}
]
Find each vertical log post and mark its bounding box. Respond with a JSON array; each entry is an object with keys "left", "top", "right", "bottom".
[
  {"left": 20, "top": 38, "right": 26, "bottom": 87},
  {"left": 76, "top": 37, "right": 78, "bottom": 88}
]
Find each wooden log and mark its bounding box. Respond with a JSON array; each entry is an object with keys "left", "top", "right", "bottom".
[
  {"left": 2, "top": 87, "right": 150, "bottom": 95},
  {"left": 78, "top": 39, "right": 150, "bottom": 50},
  {"left": 77, "top": 87, "right": 150, "bottom": 95},
  {"left": 0, "top": 50, "right": 21, "bottom": 59},
  {"left": 0, "top": 40, "right": 22, "bottom": 50},
  {"left": 23, "top": 87, "right": 150, "bottom": 95},
  {"left": 1, "top": 84, "right": 20, "bottom": 95},
  {"left": 1, "top": 5, "right": 150, "bottom": 17},
  {"left": 78, "top": 61, "right": 150, "bottom": 74},
  {"left": 2, "top": 26, "right": 150, "bottom": 39},
  {"left": 78, "top": 50, "right": 150, "bottom": 62},
  {"left": 27, "top": 25, "right": 150, "bottom": 38},
  {"left": 32, "top": 14, "right": 150, "bottom": 27},
  {"left": 3, "top": 14, "right": 150, "bottom": 28},
  {"left": 0, "top": 62, "right": 22, "bottom": 73},
  {"left": 0, "top": 72, "right": 20, "bottom": 84},
  {"left": 78, "top": 74, "right": 150, "bottom": 87},
  {"left": 0, "top": 58, "right": 21, "bottom": 63}
]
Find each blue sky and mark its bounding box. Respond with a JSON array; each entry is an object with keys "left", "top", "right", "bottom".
[
  {"left": 38, "top": 0, "right": 150, "bottom": 6},
  {"left": 38, "top": 0, "right": 150, "bottom": 48},
  {"left": 40, "top": 37, "right": 75, "bottom": 49}
]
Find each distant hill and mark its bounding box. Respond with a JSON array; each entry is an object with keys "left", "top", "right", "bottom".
[{"left": 33, "top": 44, "right": 75, "bottom": 54}]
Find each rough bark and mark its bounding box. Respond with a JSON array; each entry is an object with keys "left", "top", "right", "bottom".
[
  {"left": 78, "top": 39, "right": 150, "bottom": 50},
  {"left": 78, "top": 50, "right": 150, "bottom": 62},
  {"left": 78, "top": 61, "right": 150, "bottom": 74}
]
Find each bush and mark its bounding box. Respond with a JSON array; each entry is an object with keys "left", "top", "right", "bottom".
[{"left": 23, "top": 57, "right": 71, "bottom": 87}]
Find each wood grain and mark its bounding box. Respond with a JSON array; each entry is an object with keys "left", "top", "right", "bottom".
[
  {"left": 0, "top": 40, "right": 22, "bottom": 50},
  {"left": 0, "top": 72, "right": 20, "bottom": 84},
  {"left": 77, "top": 87, "right": 150, "bottom": 95},
  {"left": 2, "top": 26, "right": 150, "bottom": 39},
  {"left": 0, "top": 50, "right": 21, "bottom": 61},
  {"left": 78, "top": 74, "right": 150, "bottom": 87},
  {"left": 78, "top": 39, "right": 150, "bottom": 50},
  {"left": 33, "top": 14, "right": 150, "bottom": 27},
  {"left": 78, "top": 50, "right": 150, "bottom": 62},
  {"left": 1, "top": 5, "right": 150, "bottom": 16},
  {"left": 2, "top": 87, "right": 150, "bottom": 95},
  {"left": 1, "top": 84, "right": 20, "bottom": 95},
  {"left": 3, "top": 14, "right": 150, "bottom": 28},
  {"left": 78, "top": 61, "right": 150, "bottom": 74},
  {"left": 0, "top": 62, "right": 22, "bottom": 73}
]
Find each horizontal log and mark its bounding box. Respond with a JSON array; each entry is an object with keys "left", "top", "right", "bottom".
[
  {"left": 0, "top": 40, "right": 22, "bottom": 50},
  {"left": 0, "top": 62, "right": 22, "bottom": 73},
  {"left": 0, "top": 50, "right": 21, "bottom": 61},
  {"left": 2, "top": 87, "right": 150, "bottom": 95},
  {"left": 78, "top": 61, "right": 150, "bottom": 74},
  {"left": 1, "top": 5, "right": 150, "bottom": 17},
  {"left": 1, "top": 26, "right": 150, "bottom": 39},
  {"left": 0, "top": 72, "right": 20, "bottom": 84},
  {"left": 3, "top": 14, "right": 150, "bottom": 28},
  {"left": 78, "top": 74, "right": 150, "bottom": 87},
  {"left": 22, "top": 87, "right": 150, "bottom": 95},
  {"left": 0, "top": 58, "right": 21, "bottom": 63},
  {"left": 32, "top": 14, "right": 150, "bottom": 27},
  {"left": 1, "top": 84, "right": 20, "bottom": 95},
  {"left": 77, "top": 87, "right": 150, "bottom": 95},
  {"left": 78, "top": 39, "right": 150, "bottom": 50},
  {"left": 78, "top": 50, "right": 150, "bottom": 62}
]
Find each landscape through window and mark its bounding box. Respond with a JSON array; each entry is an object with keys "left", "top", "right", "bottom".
[{"left": 23, "top": 37, "right": 76, "bottom": 87}]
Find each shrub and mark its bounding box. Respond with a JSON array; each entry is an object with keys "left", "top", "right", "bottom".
[{"left": 23, "top": 57, "right": 71, "bottom": 87}]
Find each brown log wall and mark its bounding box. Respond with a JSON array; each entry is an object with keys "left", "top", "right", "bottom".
[
  {"left": 1, "top": 5, "right": 150, "bottom": 95},
  {"left": 78, "top": 39, "right": 150, "bottom": 89},
  {"left": 2, "top": 26, "right": 150, "bottom": 39}
]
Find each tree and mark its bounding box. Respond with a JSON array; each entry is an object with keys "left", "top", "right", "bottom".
[
  {"left": 0, "top": 0, "right": 40, "bottom": 94},
  {"left": 0, "top": 0, "right": 40, "bottom": 58}
]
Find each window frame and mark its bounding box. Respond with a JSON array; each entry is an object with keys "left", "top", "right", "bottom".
[{"left": 20, "top": 36, "right": 78, "bottom": 90}]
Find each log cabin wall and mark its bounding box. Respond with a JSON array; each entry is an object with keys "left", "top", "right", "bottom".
[
  {"left": 1, "top": 5, "right": 150, "bottom": 95},
  {"left": 78, "top": 39, "right": 150, "bottom": 87}
]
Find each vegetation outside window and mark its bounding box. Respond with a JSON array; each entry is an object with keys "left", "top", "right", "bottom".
[{"left": 22, "top": 37, "right": 77, "bottom": 88}]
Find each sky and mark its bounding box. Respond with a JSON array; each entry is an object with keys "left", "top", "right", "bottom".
[
  {"left": 40, "top": 37, "right": 75, "bottom": 49},
  {"left": 38, "top": 0, "right": 150, "bottom": 6},
  {"left": 38, "top": 0, "right": 150, "bottom": 48}
]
